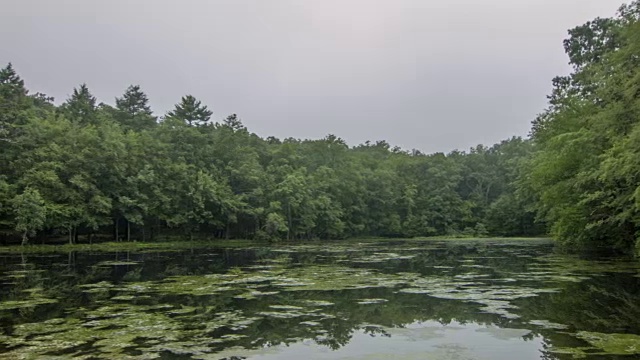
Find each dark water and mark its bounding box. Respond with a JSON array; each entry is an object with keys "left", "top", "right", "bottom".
[{"left": 1, "top": 239, "right": 640, "bottom": 359}]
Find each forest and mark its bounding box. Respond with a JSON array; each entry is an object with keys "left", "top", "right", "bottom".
[{"left": 1, "top": 1, "right": 639, "bottom": 254}]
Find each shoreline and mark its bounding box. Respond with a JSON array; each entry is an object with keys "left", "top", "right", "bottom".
[{"left": 0, "top": 237, "right": 552, "bottom": 253}]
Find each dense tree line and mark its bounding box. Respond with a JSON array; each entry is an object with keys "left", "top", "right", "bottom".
[
  {"left": 0, "top": 63, "right": 540, "bottom": 244},
  {"left": 2, "top": 1, "right": 639, "bottom": 253},
  {"left": 526, "top": 1, "right": 640, "bottom": 253}
]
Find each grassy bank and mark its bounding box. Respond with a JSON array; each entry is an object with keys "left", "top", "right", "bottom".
[
  {"left": 0, "top": 239, "right": 261, "bottom": 254},
  {"left": 0, "top": 237, "right": 553, "bottom": 254}
]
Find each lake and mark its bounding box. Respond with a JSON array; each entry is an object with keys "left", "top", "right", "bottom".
[{"left": 1, "top": 239, "right": 639, "bottom": 359}]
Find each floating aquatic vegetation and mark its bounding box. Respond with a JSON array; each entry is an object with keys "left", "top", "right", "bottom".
[
  {"left": 0, "top": 304, "right": 262, "bottom": 359},
  {"left": 529, "top": 320, "right": 569, "bottom": 330},
  {"left": 547, "top": 346, "right": 591, "bottom": 358},
  {"left": 0, "top": 269, "right": 45, "bottom": 281},
  {"left": 95, "top": 261, "right": 140, "bottom": 266},
  {"left": 474, "top": 326, "right": 531, "bottom": 340},
  {"left": 454, "top": 273, "right": 491, "bottom": 279},
  {"left": 233, "top": 290, "right": 280, "bottom": 299},
  {"left": 396, "top": 272, "right": 561, "bottom": 319},
  {"left": 260, "top": 255, "right": 293, "bottom": 264},
  {"left": 196, "top": 345, "right": 285, "bottom": 360},
  {"left": 274, "top": 266, "right": 410, "bottom": 292},
  {"left": 575, "top": 331, "right": 640, "bottom": 355},
  {"left": 300, "top": 321, "right": 321, "bottom": 327},
  {"left": 257, "top": 311, "right": 307, "bottom": 319},
  {"left": 356, "top": 298, "right": 388, "bottom": 305},
  {"left": 115, "top": 282, "right": 155, "bottom": 294},
  {"left": 269, "top": 305, "right": 305, "bottom": 311},
  {"left": 476, "top": 299, "right": 520, "bottom": 319},
  {"left": 461, "top": 264, "right": 490, "bottom": 268},
  {"left": 167, "top": 306, "right": 197, "bottom": 315},
  {"left": 1, "top": 239, "right": 639, "bottom": 359},
  {"left": 149, "top": 342, "right": 211, "bottom": 357},
  {"left": 347, "top": 252, "right": 416, "bottom": 263},
  {"left": 398, "top": 288, "right": 432, "bottom": 294},
  {"left": 0, "top": 295, "right": 54, "bottom": 311},
  {"left": 0, "top": 293, "right": 58, "bottom": 310},
  {"left": 301, "top": 300, "right": 334, "bottom": 307},
  {"left": 79, "top": 281, "right": 115, "bottom": 292}
]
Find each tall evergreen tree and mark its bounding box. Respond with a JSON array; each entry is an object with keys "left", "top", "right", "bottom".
[
  {"left": 60, "top": 84, "right": 98, "bottom": 125},
  {"left": 167, "top": 95, "right": 212, "bottom": 126},
  {"left": 222, "top": 113, "right": 245, "bottom": 131},
  {"left": 0, "top": 63, "right": 29, "bottom": 141},
  {"left": 114, "top": 85, "right": 156, "bottom": 131}
]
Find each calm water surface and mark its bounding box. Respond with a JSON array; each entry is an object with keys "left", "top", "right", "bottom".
[{"left": 1, "top": 239, "right": 640, "bottom": 359}]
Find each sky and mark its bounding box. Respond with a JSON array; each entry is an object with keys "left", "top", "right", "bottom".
[{"left": 1, "top": 0, "right": 622, "bottom": 153}]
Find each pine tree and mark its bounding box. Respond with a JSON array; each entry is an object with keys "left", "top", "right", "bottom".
[
  {"left": 114, "top": 85, "right": 156, "bottom": 131},
  {"left": 0, "top": 63, "right": 29, "bottom": 140},
  {"left": 223, "top": 113, "right": 245, "bottom": 131},
  {"left": 167, "top": 95, "right": 213, "bottom": 126},
  {"left": 61, "top": 84, "right": 98, "bottom": 125}
]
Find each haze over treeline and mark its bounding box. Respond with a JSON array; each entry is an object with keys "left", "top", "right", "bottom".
[
  {"left": 1, "top": 0, "right": 621, "bottom": 154},
  {"left": 1, "top": 1, "right": 640, "bottom": 254}
]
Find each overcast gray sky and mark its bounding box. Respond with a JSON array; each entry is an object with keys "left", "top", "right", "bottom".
[{"left": 2, "top": 0, "right": 621, "bottom": 153}]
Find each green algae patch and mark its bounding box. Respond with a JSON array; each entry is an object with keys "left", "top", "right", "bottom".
[
  {"left": 79, "top": 281, "right": 116, "bottom": 291},
  {"left": 135, "top": 264, "right": 410, "bottom": 298},
  {"left": 0, "top": 304, "right": 261, "bottom": 359},
  {"left": 357, "top": 298, "right": 388, "bottom": 305},
  {"left": 529, "top": 320, "right": 569, "bottom": 330},
  {"left": 575, "top": 331, "right": 640, "bottom": 355},
  {"left": 269, "top": 305, "right": 305, "bottom": 311},
  {"left": 397, "top": 274, "right": 560, "bottom": 319},
  {"left": 348, "top": 252, "right": 416, "bottom": 263},
  {"left": 547, "top": 347, "right": 592, "bottom": 358},
  {"left": 257, "top": 304, "right": 325, "bottom": 319},
  {"left": 475, "top": 327, "right": 531, "bottom": 340},
  {"left": 258, "top": 310, "right": 307, "bottom": 319},
  {"left": 233, "top": 290, "right": 280, "bottom": 299},
  {"left": 96, "top": 260, "right": 140, "bottom": 266},
  {"left": 302, "top": 300, "right": 334, "bottom": 307},
  {"left": 277, "top": 266, "right": 408, "bottom": 292},
  {"left": 0, "top": 297, "right": 58, "bottom": 310},
  {"left": 0, "top": 286, "right": 59, "bottom": 311}
]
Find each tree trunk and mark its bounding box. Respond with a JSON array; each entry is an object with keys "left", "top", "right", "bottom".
[
  {"left": 127, "top": 220, "right": 130, "bottom": 242},
  {"left": 287, "top": 202, "right": 292, "bottom": 241},
  {"left": 226, "top": 221, "right": 230, "bottom": 240},
  {"left": 484, "top": 183, "right": 492, "bottom": 205},
  {"left": 69, "top": 227, "right": 73, "bottom": 245},
  {"left": 115, "top": 218, "right": 119, "bottom": 242},
  {"left": 74, "top": 227, "right": 78, "bottom": 244},
  {"left": 21, "top": 231, "right": 28, "bottom": 246}
]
